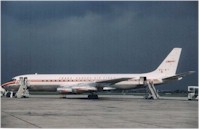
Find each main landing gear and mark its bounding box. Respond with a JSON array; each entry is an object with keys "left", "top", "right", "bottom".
[{"left": 88, "top": 93, "right": 99, "bottom": 99}]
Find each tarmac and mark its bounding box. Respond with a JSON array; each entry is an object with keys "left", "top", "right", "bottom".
[{"left": 1, "top": 95, "right": 198, "bottom": 128}]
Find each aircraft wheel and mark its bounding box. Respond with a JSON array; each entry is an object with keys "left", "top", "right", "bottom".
[
  {"left": 88, "top": 94, "right": 98, "bottom": 99},
  {"left": 13, "top": 92, "right": 16, "bottom": 97},
  {"left": 5, "top": 91, "right": 15, "bottom": 98},
  {"left": 6, "top": 92, "right": 11, "bottom": 97}
]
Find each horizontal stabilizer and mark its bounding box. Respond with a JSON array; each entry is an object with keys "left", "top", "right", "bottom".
[{"left": 162, "top": 71, "right": 195, "bottom": 82}]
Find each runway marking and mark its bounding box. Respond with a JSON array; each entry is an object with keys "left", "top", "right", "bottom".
[{"left": 2, "top": 111, "right": 41, "bottom": 128}]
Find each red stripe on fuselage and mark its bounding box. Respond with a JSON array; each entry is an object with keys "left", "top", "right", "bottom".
[
  {"left": 2, "top": 78, "right": 159, "bottom": 87},
  {"left": 27, "top": 79, "right": 99, "bottom": 82},
  {"left": 1, "top": 81, "right": 16, "bottom": 88}
]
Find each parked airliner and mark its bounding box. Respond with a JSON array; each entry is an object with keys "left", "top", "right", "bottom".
[{"left": 1, "top": 48, "right": 194, "bottom": 99}]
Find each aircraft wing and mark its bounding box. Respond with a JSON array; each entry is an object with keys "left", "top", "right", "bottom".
[
  {"left": 96, "top": 78, "right": 132, "bottom": 85},
  {"left": 162, "top": 71, "right": 195, "bottom": 82},
  {"left": 58, "top": 78, "right": 132, "bottom": 93}
]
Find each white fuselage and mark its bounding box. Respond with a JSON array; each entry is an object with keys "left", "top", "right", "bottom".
[{"left": 3, "top": 73, "right": 163, "bottom": 92}]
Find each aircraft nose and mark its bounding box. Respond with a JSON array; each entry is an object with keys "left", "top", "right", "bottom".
[{"left": 1, "top": 80, "right": 16, "bottom": 89}]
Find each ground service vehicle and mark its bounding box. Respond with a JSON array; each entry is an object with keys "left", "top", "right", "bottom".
[{"left": 188, "top": 86, "right": 198, "bottom": 100}]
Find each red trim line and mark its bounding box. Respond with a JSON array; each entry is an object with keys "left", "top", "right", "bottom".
[{"left": 1, "top": 81, "right": 16, "bottom": 88}]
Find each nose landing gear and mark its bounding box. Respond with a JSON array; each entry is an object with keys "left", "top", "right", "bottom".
[{"left": 5, "top": 91, "right": 16, "bottom": 98}]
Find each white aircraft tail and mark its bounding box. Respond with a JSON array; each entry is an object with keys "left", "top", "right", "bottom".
[{"left": 152, "top": 48, "right": 182, "bottom": 77}]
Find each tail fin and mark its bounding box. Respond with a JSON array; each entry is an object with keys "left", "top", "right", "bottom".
[{"left": 153, "top": 48, "right": 182, "bottom": 77}]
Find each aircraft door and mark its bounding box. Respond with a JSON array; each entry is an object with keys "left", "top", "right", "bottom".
[{"left": 139, "top": 77, "right": 147, "bottom": 85}]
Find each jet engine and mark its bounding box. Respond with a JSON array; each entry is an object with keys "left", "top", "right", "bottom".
[{"left": 57, "top": 85, "right": 97, "bottom": 94}]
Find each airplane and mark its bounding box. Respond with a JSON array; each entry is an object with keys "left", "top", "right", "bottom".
[{"left": 1, "top": 48, "right": 194, "bottom": 99}]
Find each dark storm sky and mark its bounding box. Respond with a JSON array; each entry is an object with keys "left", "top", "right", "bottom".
[{"left": 1, "top": 1, "right": 198, "bottom": 90}]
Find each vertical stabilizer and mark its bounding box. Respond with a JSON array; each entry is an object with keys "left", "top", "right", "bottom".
[{"left": 153, "top": 48, "right": 182, "bottom": 77}]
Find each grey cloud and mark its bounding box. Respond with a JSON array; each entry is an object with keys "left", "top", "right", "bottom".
[{"left": 2, "top": 1, "right": 197, "bottom": 21}]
